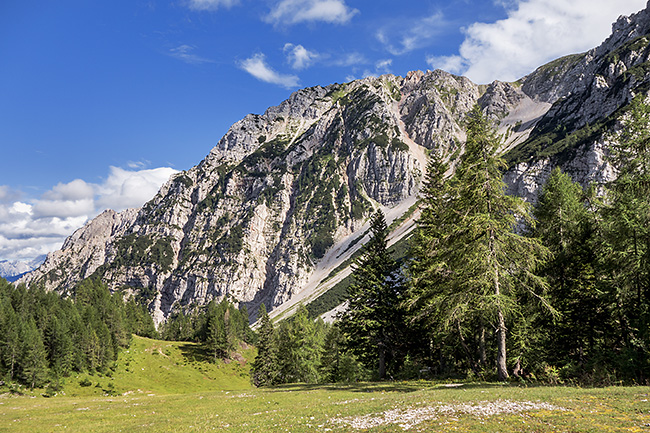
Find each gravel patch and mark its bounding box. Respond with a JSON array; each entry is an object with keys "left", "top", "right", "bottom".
[{"left": 331, "top": 399, "right": 566, "bottom": 430}]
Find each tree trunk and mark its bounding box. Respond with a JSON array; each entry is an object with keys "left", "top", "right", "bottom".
[
  {"left": 496, "top": 307, "right": 509, "bottom": 381},
  {"left": 479, "top": 323, "right": 487, "bottom": 367},
  {"left": 378, "top": 344, "right": 386, "bottom": 380}
]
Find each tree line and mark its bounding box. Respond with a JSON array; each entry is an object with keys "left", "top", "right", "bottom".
[
  {"left": 253, "top": 98, "right": 650, "bottom": 386},
  {"left": 0, "top": 277, "right": 156, "bottom": 390}
]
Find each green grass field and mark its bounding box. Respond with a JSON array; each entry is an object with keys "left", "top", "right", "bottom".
[{"left": 1, "top": 336, "right": 649, "bottom": 432}]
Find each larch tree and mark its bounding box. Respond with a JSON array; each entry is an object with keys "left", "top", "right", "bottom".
[{"left": 409, "top": 105, "right": 550, "bottom": 380}]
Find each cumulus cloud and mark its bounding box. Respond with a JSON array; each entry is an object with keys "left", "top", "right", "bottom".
[
  {"left": 376, "top": 12, "right": 447, "bottom": 55},
  {"left": 186, "top": 0, "right": 240, "bottom": 11},
  {"left": 425, "top": 54, "right": 466, "bottom": 75},
  {"left": 284, "top": 43, "right": 319, "bottom": 70},
  {"left": 436, "top": 0, "right": 647, "bottom": 83},
  {"left": 0, "top": 166, "right": 177, "bottom": 262},
  {"left": 169, "top": 45, "right": 214, "bottom": 65},
  {"left": 265, "top": 0, "right": 358, "bottom": 26},
  {"left": 240, "top": 53, "right": 300, "bottom": 88},
  {"left": 96, "top": 166, "right": 178, "bottom": 211}
]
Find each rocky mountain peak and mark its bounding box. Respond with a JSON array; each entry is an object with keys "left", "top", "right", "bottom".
[{"left": 19, "top": 3, "right": 650, "bottom": 325}]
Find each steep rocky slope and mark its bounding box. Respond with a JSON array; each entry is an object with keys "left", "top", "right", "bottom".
[{"left": 21, "top": 3, "right": 650, "bottom": 324}]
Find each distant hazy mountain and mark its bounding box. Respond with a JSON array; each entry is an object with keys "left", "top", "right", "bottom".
[
  {"left": 20, "top": 3, "right": 650, "bottom": 325},
  {"left": 1, "top": 256, "right": 46, "bottom": 282}
]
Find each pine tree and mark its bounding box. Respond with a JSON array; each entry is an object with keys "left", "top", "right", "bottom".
[
  {"left": 251, "top": 304, "right": 278, "bottom": 386},
  {"left": 409, "top": 105, "right": 550, "bottom": 380},
  {"left": 339, "top": 209, "right": 402, "bottom": 379}
]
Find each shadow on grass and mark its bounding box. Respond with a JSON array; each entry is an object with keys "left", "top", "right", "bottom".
[
  {"left": 178, "top": 342, "right": 211, "bottom": 363},
  {"left": 263, "top": 381, "right": 545, "bottom": 394}
]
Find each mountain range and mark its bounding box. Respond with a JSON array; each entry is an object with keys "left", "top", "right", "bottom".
[{"left": 20, "top": 3, "right": 650, "bottom": 325}]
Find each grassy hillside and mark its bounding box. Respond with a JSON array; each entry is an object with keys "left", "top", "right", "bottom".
[
  {"left": 50, "top": 335, "right": 254, "bottom": 398},
  {"left": 1, "top": 381, "right": 648, "bottom": 432}
]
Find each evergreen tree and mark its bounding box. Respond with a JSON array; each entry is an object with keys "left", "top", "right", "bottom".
[
  {"left": 0, "top": 299, "right": 21, "bottom": 380},
  {"left": 319, "top": 324, "right": 364, "bottom": 383},
  {"left": 20, "top": 319, "right": 48, "bottom": 388},
  {"left": 533, "top": 167, "right": 607, "bottom": 370},
  {"left": 251, "top": 304, "right": 278, "bottom": 386},
  {"left": 602, "top": 94, "right": 650, "bottom": 378},
  {"left": 339, "top": 209, "right": 402, "bottom": 379},
  {"left": 275, "top": 305, "right": 324, "bottom": 383},
  {"left": 409, "top": 105, "right": 550, "bottom": 380},
  {"left": 205, "top": 307, "right": 228, "bottom": 362}
]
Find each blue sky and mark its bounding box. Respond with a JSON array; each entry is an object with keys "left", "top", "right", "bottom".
[{"left": 0, "top": 0, "right": 646, "bottom": 263}]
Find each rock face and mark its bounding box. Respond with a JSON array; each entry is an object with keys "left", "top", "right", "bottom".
[{"left": 20, "top": 2, "right": 650, "bottom": 324}]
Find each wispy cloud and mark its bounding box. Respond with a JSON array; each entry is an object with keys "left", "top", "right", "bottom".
[
  {"left": 434, "top": 0, "right": 647, "bottom": 83},
  {"left": 330, "top": 52, "right": 367, "bottom": 67},
  {"left": 0, "top": 166, "right": 178, "bottom": 262},
  {"left": 265, "top": 0, "right": 358, "bottom": 26},
  {"left": 284, "top": 43, "right": 319, "bottom": 70},
  {"left": 240, "top": 53, "right": 300, "bottom": 88},
  {"left": 363, "top": 59, "right": 393, "bottom": 78},
  {"left": 376, "top": 12, "right": 446, "bottom": 55},
  {"left": 186, "top": 0, "right": 240, "bottom": 11},
  {"left": 169, "top": 45, "right": 214, "bottom": 65}
]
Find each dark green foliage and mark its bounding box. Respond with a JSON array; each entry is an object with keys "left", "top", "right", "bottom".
[
  {"left": 110, "top": 234, "right": 174, "bottom": 273},
  {"left": 173, "top": 174, "right": 193, "bottom": 189},
  {"left": 531, "top": 168, "right": 611, "bottom": 378},
  {"left": 598, "top": 95, "right": 650, "bottom": 381},
  {"left": 160, "top": 298, "right": 253, "bottom": 362},
  {"left": 339, "top": 210, "right": 405, "bottom": 380},
  {"left": 318, "top": 324, "right": 365, "bottom": 383},
  {"left": 408, "top": 106, "right": 550, "bottom": 381},
  {"left": 0, "top": 277, "right": 150, "bottom": 389},
  {"left": 250, "top": 305, "right": 278, "bottom": 386}
]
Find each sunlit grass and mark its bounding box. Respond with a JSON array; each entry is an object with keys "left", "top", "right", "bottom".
[{"left": 2, "top": 379, "right": 649, "bottom": 432}]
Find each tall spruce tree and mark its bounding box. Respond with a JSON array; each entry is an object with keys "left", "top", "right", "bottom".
[
  {"left": 409, "top": 105, "right": 550, "bottom": 380},
  {"left": 251, "top": 304, "right": 278, "bottom": 386},
  {"left": 339, "top": 209, "right": 402, "bottom": 379}
]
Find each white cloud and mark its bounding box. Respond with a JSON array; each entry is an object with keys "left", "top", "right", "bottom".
[
  {"left": 96, "top": 166, "right": 178, "bottom": 211},
  {"left": 441, "top": 0, "right": 647, "bottom": 83},
  {"left": 186, "top": 0, "right": 239, "bottom": 11},
  {"left": 0, "top": 166, "right": 177, "bottom": 262},
  {"left": 169, "top": 45, "right": 214, "bottom": 65},
  {"left": 363, "top": 59, "right": 393, "bottom": 78},
  {"left": 240, "top": 53, "right": 300, "bottom": 88},
  {"left": 265, "top": 0, "right": 358, "bottom": 26},
  {"left": 376, "top": 12, "right": 446, "bottom": 55},
  {"left": 284, "top": 43, "right": 319, "bottom": 70},
  {"left": 41, "top": 179, "right": 95, "bottom": 201},
  {"left": 425, "top": 54, "right": 466, "bottom": 75}
]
